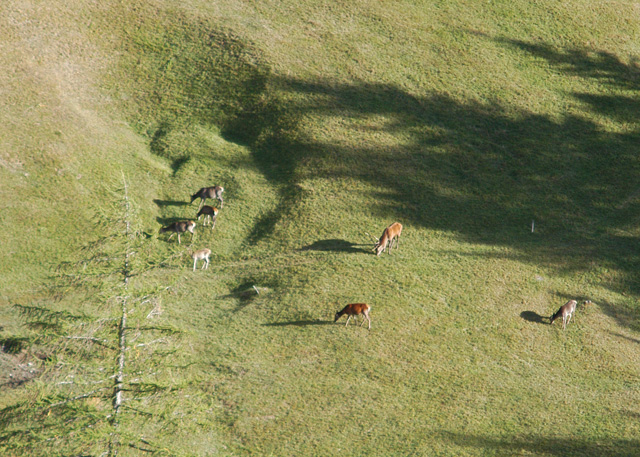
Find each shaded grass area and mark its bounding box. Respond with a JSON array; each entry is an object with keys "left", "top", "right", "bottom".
[
  {"left": 439, "top": 431, "right": 640, "bottom": 457},
  {"left": 229, "top": 35, "right": 640, "bottom": 330}
]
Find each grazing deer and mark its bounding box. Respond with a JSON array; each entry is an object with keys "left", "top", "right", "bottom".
[
  {"left": 550, "top": 299, "right": 577, "bottom": 330},
  {"left": 159, "top": 221, "right": 196, "bottom": 244},
  {"left": 334, "top": 303, "right": 371, "bottom": 329},
  {"left": 373, "top": 222, "right": 403, "bottom": 256},
  {"left": 191, "top": 248, "right": 211, "bottom": 271},
  {"left": 196, "top": 205, "right": 218, "bottom": 229},
  {"left": 191, "top": 186, "right": 224, "bottom": 209}
]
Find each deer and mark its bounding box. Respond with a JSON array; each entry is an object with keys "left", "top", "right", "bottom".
[
  {"left": 159, "top": 220, "right": 196, "bottom": 244},
  {"left": 550, "top": 299, "right": 577, "bottom": 330},
  {"left": 373, "top": 222, "right": 403, "bottom": 256},
  {"left": 196, "top": 205, "right": 218, "bottom": 229},
  {"left": 191, "top": 186, "right": 224, "bottom": 210},
  {"left": 191, "top": 248, "right": 211, "bottom": 271},
  {"left": 334, "top": 303, "right": 371, "bottom": 329}
]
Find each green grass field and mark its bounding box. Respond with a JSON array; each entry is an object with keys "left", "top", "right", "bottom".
[{"left": 1, "top": 0, "right": 639, "bottom": 455}]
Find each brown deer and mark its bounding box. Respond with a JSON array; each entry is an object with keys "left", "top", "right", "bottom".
[
  {"left": 191, "top": 248, "right": 211, "bottom": 271},
  {"left": 334, "top": 303, "right": 371, "bottom": 329},
  {"left": 373, "top": 222, "right": 403, "bottom": 256},
  {"left": 550, "top": 299, "right": 577, "bottom": 330},
  {"left": 159, "top": 221, "right": 196, "bottom": 244},
  {"left": 196, "top": 205, "right": 218, "bottom": 229},
  {"left": 191, "top": 186, "right": 224, "bottom": 209}
]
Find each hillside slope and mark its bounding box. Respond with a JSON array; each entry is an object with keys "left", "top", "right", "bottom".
[{"left": 1, "top": 0, "right": 639, "bottom": 455}]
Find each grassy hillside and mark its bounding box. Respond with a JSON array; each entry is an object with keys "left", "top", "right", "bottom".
[{"left": 1, "top": 0, "right": 639, "bottom": 455}]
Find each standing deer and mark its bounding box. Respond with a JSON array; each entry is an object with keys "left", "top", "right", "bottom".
[
  {"left": 191, "top": 186, "right": 224, "bottom": 209},
  {"left": 373, "top": 222, "right": 403, "bottom": 256},
  {"left": 159, "top": 221, "right": 196, "bottom": 244},
  {"left": 550, "top": 299, "right": 577, "bottom": 330},
  {"left": 334, "top": 303, "right": 371, "bottom": 329},
  {"left": 196, "top": 205, "right": 218, "bottom": 229},
  {"left": 191, "top": 248, "right": 211, "bottom": 271}
]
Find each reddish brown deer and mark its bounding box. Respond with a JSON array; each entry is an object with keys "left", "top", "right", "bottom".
[
  {"left": 196, "top": 205, "right": 219, "bottom": 229},
  {"left": 550, "top": 299, "right": 577, "bottom": 330},
  {"left": 373, "top": 222, "right": 403, "bottom": 256},
  {"left": 159, "top": 221, "right": 196, "bottom": 245},
  {"left": 191, "top": 248, "right": 211, "bottom": 271},
  {"left": 334, "top": 303, "right": 371, "bottom": 329},
  {"left": 191, "top": 186, "right": 224, "bottom": 209}
]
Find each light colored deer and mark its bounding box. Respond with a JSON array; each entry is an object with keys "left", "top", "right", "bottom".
[
  {"left": 196, "top": 205, "right": 218, "bottom": 229},
  {"left": 334, "top": 303, "right": 371, "bottom": 329},
  {"left": 191, "top": 186, "right": 224, "bottom": 209},
  {"left": 191, "top": 248, "right": 211, "bottom": 271},
  {"left": 373, "top": 222, "right": 403, "bottom": 256},
  {"left": 550, "top": 299, "right": 577, "bottom": 330},
  {"left": 159, "top": 220, "right": 196, "bottom": 244}
]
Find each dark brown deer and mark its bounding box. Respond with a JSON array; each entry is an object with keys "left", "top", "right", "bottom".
[
  {"left": 191, "top": 186, "right": 224, "bottom": 209},
  {"left": 196, "top": 205, "right": 218, "bottom": 230},
  {"left": 334, "top": 303, "right": 371, "bottom": 329},
  {"left": 159, "top": 221, "right": 196, "bottom": 244},
  {"left": 550, "top": 299, "right": 577, "bottom": 330},
  {"left": 191, "top": 248, "right": 211, "bottom": 271},
  {"left": 373, "top": 222, "right": 403, "bottom": 256}
]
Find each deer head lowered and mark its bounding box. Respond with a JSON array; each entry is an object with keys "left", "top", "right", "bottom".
[
  {"left": 159, "top": 220, "right": 196, "bottom": 244},
  {"left": 372, "top": 222, "right": 403, "bottom": 256},
  {"left": 334, "top": 303, "right": 371, "bottom": 329},
  {"left": 191, "top": 186, "right": 224, "bottom": 209}
]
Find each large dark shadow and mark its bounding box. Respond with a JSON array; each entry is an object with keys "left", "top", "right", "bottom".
[
  {"left": 520, "top": 311, "right": 548, "bottom": 325},
  {"left": 226, "top": 33, "right": 640, "bottom": 332},
  {"left": 439, "top": 431, "right": 640, "bottom": 457},
  {"left": 221, "top": 281, "right": 261, "bottom": 313},
  {"left": 127, "top": 12, "right": 640, "bottom": 332},
  {"left": 598, "top": 298, "right": 640, "bottom": 333},
  {"left": 299, "top": 239, "right": 371, "bottom": 254}
]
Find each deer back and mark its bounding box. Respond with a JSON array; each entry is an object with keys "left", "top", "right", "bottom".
[
  {"left": 337, "top": 303, "right": 369, "bottom": 316},
  {"left": 197, "top": 205, "right": 218, "bottom": 217},
  {"left": 192, "top": 248, "right": 211, "bottom": 259},
  {"left": 377, "top": 222, "right": 402, "bottom": 244}
]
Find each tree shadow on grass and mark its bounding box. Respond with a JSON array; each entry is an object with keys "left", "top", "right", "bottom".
[
  {"left": 298, "top": 239, "right": 371, "bottom": 254},
  {"left": 598, "top": 299, "right": 640, "bottom": 333},
  {"left": 609, "top": 331, "right": 640, "bottom": 345},
  {"left": 232, "top": 36, "right": 640, "bottom": 331},
  {"left": 439, "top": 431, "right": 640, "bottom": 457},
  {"left": 143, "top": 19, "right": 640, "bottom": 332}
]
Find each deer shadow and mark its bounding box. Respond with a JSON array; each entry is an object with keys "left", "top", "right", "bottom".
[
  {"left": 520, "top": 311, "right": 549, "bottom": 325},
  {"left": 156, "top": 216, "right": 194, "bottom": 226},
  {"left": 263, "top": 319, "right": 333, "bottom": 327},
  {"left": 298, "top": 239, "right": 371, "bottom": 254},
  {"left": 153, "top": 199, "right": 190, "bottom": 208}
]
